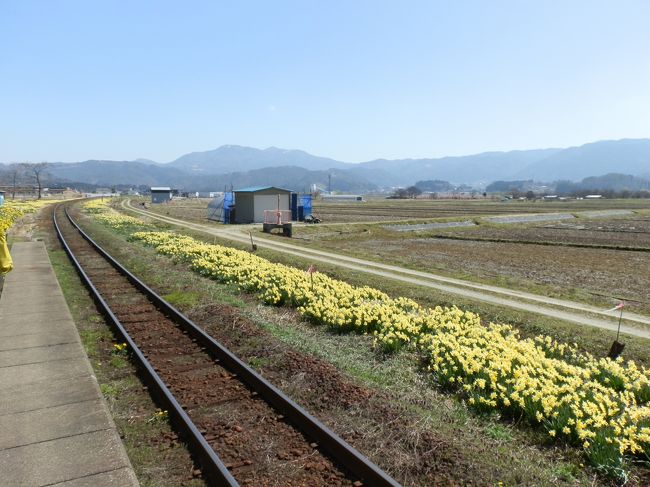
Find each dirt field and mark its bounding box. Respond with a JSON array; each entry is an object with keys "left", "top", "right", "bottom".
[
  {"left": 133, "top": 197, "right": 650, "bottom": 314},
  {"left": 311, "top": 197, "right": 650, "bottom": 223},
  {"left": 292, "top": 217, "right": 650, "bottom": 316},
  {"left": 427, "top": 216, "right": 650, "bottom": 249},
  {"left": 135, "top": 196, "right": 650, "bottom": 226},
  {"left": 137, "top": 198, "right": 214, "bottom": 223}
]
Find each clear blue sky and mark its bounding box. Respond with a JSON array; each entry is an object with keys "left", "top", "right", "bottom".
[{"left": 2, "top": 0, "right": 649, "bottom": 163}]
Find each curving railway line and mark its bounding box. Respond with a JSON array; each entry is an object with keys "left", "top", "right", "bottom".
[{"left": 53, "top": 202, "right": 400, "bottom": 487}]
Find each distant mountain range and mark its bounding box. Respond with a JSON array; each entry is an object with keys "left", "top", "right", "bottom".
[
  {"left": 513, "top": 139, "right": 650, "bottom": 181},
  {"left": 47, "top": 160, "right": 189, "bottom": 186},
  {"left": 487, "top": 173, "right": 650, "bottom": 194},
  {"left": 2, "top": 139, "right": 650, "bottom": 192},
  {"left": 169, "top": 145, "right": 348, "bottom": 174}
]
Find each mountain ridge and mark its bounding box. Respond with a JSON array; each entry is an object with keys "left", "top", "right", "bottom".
[
  {"left": 164, "top": 139, "right": 650, "bottom": 185},
  {"left": 3, "top": 138, "right": 650, "bottom": 191},
  {"left": 168, "top": 145, "right": 349, "bottom": 173}
]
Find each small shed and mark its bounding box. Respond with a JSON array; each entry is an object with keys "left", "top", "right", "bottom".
[
  {"left": 233, "top": 186, "right": 291, "bottom": 223},
  {"left": 151, "top": 187, "right": 172, "bottom": 204}
]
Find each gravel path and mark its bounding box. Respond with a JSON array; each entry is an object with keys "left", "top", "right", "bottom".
[{"left": 124, "top": 200, "right": 650, "bottom": 340}]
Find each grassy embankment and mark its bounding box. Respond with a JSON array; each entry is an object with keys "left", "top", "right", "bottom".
[{"left": 95, "top": 201, "right": 650, "bottom": 484}]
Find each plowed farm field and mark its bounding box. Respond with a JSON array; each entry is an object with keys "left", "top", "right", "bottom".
[{"left": 293, "top": 205, "right": 650, "bottom": 315}]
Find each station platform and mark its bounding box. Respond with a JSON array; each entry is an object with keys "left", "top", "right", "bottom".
[{"left": 0, "top": 242, "right": 139, "bottom": 486}]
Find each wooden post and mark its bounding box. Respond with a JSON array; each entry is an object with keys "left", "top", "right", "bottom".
[
  {"left": 608, "top": 302, "right": 625, "bottom": 359},
  {"left": 616, "top": 304, "right": 623, "bottom": 342}
]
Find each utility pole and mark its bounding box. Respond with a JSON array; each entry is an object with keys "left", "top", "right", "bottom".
[{"left": 328, "top": 174, "right": 332, "bottom": 194}]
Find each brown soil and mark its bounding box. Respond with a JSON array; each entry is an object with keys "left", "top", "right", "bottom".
[
  {"left": 432, "top": 217, "right": 650, "bottom": 249},
  {"left": 189, "top": 304, "right": 500, "bottom": 486},
  {"left": 307, "top": 232, "right": 650, "bottom": 315},
  {"left": 309, "top": 201, "right": 650, "bottom": 224}
]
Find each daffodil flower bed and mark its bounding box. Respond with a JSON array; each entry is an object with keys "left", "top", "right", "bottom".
[
  {"left": 88, "top": 207, "right": 650, "bottom": 477},
  {"left": 82, "top": 198, "right": 110, "bottom": 214},
  {"left": 82, "top": 199, "right": 152, "bottom": 230},
  {"left": 0, "top": 199, "right": 62, "bottom": 233}
]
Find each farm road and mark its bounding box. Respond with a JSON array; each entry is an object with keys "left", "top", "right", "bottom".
[{"left": 123, "top": 200, "right": 650, "bottom": 340}]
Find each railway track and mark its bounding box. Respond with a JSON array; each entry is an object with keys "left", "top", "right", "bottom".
[{"left": 53, "top": 203, "right": 400, "bottom": 487}]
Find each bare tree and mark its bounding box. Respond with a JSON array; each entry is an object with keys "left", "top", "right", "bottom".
[
  {"left": 8, "top": 164, "right": 25, "bottom": 200},
  {"left": 22, "top": 162, "right": 49, "bottom": 199}
]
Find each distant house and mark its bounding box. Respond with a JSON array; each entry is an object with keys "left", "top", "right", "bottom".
[
  {"left": 232, "top": 186, "right": 291, "bottom": 223},
  {"left": 151, "top": 187, "right": 172, "bottom": 204},
  {"left": 585, "top": 194, "right": 603, "bottom": 199}
]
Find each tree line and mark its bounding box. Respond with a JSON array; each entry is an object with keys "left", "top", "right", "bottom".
[{"left": 0, "top": 163, "right": 49, "bottom": 199}]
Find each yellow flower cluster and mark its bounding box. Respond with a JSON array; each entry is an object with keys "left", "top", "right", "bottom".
[
  {"left": 82, "top": 199, "right": 151, "bottom": 230},
  {"left": 0, "top": 199, "right": 61, "bottom": 233},
  {"left": 147, "top": 408, "right": 169, "bottom": 423},
  {"left": 86, "top": 210, "right": 650, "bottom": 476},
  {"left": 82, "top": 198, "right": 110, "bottom": 214}
]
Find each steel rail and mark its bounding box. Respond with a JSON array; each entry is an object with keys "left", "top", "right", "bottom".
[
  {"left": 53, "top": 204, "right": 239, "bottom": 486},
  {"left": 57, "top": 204, "right": 402, "bottom": 487}
]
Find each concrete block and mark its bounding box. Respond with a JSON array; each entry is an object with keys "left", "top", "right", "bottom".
[
  {"left": 0, "top": 399, "right": 113, "bottom": 450},
  {"left": 0, "top": 375, "right": 100, "bottom": 416},
  {"left": 0, "top": 357, "right": 91, "bottom": 388},
  {"left": 0, "top": 429, "right": 132, "bottom": 486},
  {"left": 0, "top": 317, "right": 73, "bottom": 337},
  {"left": 0, "top": 342, "right": 85, "bottom": 368},
  {"left": 0, "top": 295, "right": 72, "bottom": 316},
  {"left": 49, "top": 467, "right": 139, "bottom": 486},
  {"left": 0, "top": 328, "right": 79, "bottom": 351},
  {"left": 0, "top": 307, "right": 73, "bottom": 324}
]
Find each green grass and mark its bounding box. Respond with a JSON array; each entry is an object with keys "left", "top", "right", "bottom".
[
  {"left": 551, "top": 463, "right": 583, "bottom": 483},
  {"left": 484, "top": 423, "right": 514, "bottom": 442},
  {"left": 162, "top": 290, "right": 200, "bottom": 308},
  {"left": 79, "top": 329, "right": 110, "bottom": 356},
  {"left": 246, "top": 356, "right": 269, "bottom": 370},
  {"left": 109, "top": 355, "right": 129, "bottom": 369},
  {"left": 100, "top": 382, "right": 120, "bottom": 398}
]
